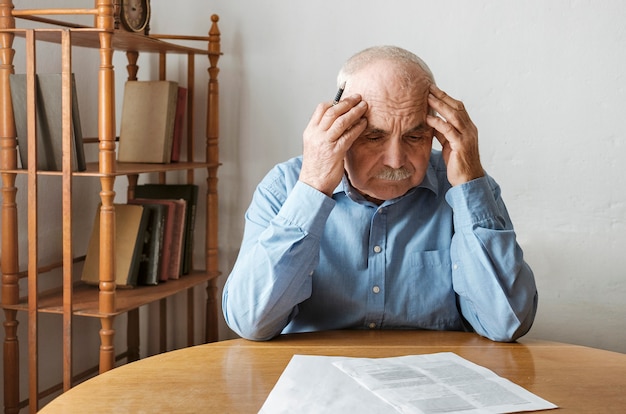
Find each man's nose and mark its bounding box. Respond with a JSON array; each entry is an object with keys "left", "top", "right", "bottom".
[{"left": 382, "top": 137, "right": 406, "bottom": 169}]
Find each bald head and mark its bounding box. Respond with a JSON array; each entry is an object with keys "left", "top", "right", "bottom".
[{"left": 337, "top": 46, "right": 435, "bottom": 89}]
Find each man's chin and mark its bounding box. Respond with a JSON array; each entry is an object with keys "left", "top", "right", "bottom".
[{"left": 364, "top": 184, "right": 412, "bottom": 202}]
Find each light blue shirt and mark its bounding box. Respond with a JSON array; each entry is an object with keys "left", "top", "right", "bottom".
[{"left": 223, "top": 151, "right": 537, "bottom": 342}]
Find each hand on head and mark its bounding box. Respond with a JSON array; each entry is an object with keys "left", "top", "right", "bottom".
[
  {"left": 426, "top": 84, "right": 484, "bottom": 186},
  {"left": 299, "top": 94, "right": 368, "bottom": 196}
]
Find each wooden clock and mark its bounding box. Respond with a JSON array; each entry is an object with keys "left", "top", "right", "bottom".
[{"left": 117, "top": 0, "right": 151, "bottom": 35}]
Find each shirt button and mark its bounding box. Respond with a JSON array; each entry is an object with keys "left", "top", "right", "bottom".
[
  {"left": 373, "top": 245, "right": 382, "bottom": 253},
  {"left": 368, "top": 323, "right": 376, "bottom": 329},
  {"left": 452, "top": 263, "right": 459, "bottom": 270},
  {"left": 372, "top": 286, "right": 381, "bottom": 294}
]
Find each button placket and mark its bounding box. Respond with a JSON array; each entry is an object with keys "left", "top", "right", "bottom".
[{"left": 366, "top": 208, "right": 386, "bottom": 330}]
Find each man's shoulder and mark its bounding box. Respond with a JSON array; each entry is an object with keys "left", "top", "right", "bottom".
[
  {"left": 259, "top": 155, "right": 302, "bottom": 193},
  {"left": 274, "top": 155, "right": 303, "bottom": 175}
]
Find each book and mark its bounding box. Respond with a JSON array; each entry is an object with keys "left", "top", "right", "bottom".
[
  {"left": 167, "top": 199, "right": 187, "bottom": 278},
  {"left": 9, "top": 73, "right": 87, "bottom": 171},
  {"left": 81, "top": 204, "right": 150, "bottom": 288},
  {"left": 130, "top": 198, "right": 185, "bottom": 281},
  {"left": 170, "top": 87, "right": 187, "bottom": 162},
  {"left": 129, "top": 202, "right": 167, "bottom": 285},
  {"left": 134, "top": 184, "right": 198, "bottom": 275},
  {"left": 117, "top": 80, "right": 179, "bottom": 164}
]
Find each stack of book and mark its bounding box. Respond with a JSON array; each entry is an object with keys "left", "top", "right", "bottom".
[{"left": 81, "top": 184, "right": 198, "bottom": 287}]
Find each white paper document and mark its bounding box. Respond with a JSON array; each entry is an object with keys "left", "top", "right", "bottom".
[{"left": 259, "top": 353, "right": 557, "bottom": 414}]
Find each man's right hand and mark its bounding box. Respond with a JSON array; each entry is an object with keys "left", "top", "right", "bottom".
[{"left": 299, "top": 94, "right": 368, "bottom": 196}]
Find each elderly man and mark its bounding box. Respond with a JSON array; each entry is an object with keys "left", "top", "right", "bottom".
[{"left": 223, "top": 46, "right": 537, "bottom": 342}]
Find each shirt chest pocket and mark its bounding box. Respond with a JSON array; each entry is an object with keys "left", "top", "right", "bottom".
[
  {"left": 407, "top": 249, "right": 453, "bottom": 293},
  {"left": 393, "top": 249, "right": 459, "bottom": 328},
  {"left": 409, "top": 249, "right": 452, "bottom": 271}
]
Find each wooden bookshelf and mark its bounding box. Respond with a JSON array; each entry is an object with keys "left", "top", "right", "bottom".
[{"left": 0, "top": 2, "right": 222, "bottom": 413}]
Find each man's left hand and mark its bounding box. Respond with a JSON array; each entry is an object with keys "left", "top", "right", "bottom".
[{"left": 426, "top": 84, "right": 484, "bottom": 186}]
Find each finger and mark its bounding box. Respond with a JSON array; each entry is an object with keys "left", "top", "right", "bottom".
[
  {"left": 428, "top": 84, "right": 469, "bottom": 120},
  {"left": 430, "top": 84, "right": 464, "bottom": 111},
  {"left": 336, "top": 117, "right": 368, "bottom": 149},
  {"left": 307, "top": 101, "right": 334, "bottom": 128},
  {"left": 327, "top": 99, "right": 368, "bottom": 141},
  {"left": 428, "top": 92, "right": 472, "bottom": 136},
  {"left": 307, "top": 94, "right": 362, "bottom": 132},
  {"left": 434, "top": 130, "right": 448, "bottom": 149},
  {"left": 319, "top": 94, "right": 363, "bottom": 129},
  {"left": 426, "top": 114, "right": 460, "bottom": 144},
  {"left": 428, "top": 91, "right": 465, "bottom": 120}
]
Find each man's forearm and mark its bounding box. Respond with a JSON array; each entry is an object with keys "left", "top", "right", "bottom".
[
  {"left": 223, "top": 230, "right": 319, "bottom": 340},
  {"left": 223, "top": 181, "right": 334, "bottom": 340},
  {"left": 446, "top": 176, "right": 538, "bottom": 341}
]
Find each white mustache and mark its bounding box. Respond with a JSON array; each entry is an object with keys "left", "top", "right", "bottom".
[{"left": 375, "top": 167, "right": 412, "bottom": 181}]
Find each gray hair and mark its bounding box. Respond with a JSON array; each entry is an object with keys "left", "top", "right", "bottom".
[{"left": 337, "top": 45, "right": 435, "bottom": 88}]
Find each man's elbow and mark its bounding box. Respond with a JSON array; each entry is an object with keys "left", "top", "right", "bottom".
[
  {"left": 231, "top": 325, "right": 279, "bottom": 342},
  {"left": 480, "top": 292, "right": 538, "bottom": 342},
  {"left": 223, "top": 306, "right": 283, "bottom": 342}
]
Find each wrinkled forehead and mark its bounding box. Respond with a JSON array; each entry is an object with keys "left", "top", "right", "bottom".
[{"left": 344, "top": 60, "right": 431, "bottom": 118}]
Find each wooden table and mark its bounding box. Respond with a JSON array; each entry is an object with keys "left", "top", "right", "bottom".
[{"left": 39, "top": 330, "right": 626, "bottom": 413}]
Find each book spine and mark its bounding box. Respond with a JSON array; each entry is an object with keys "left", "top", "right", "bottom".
[
  {"left": 169, "top": 200, "right": 186, "bottom": 279},
  {"left": 170, "top": 87, "right": 187, "bottom": 162},
  {"left": 182, "top": 186, "right": 198, "bottom": 274},
  {"left": 127, "top": 207, "right": 151, "bottom": 287}
]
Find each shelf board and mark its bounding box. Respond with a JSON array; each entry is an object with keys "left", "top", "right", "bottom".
[
  {"left": 5, "top": 27, "right": 213, "bottom": 55},
  {"left": 0, "top": 161, "right": 220, "bottom": 177},
  {"left": 79, "top": 161, "right": 221, "bottom": 177},
  {"left": 4, "top": 270, "right": 220, "bottom": 317}
]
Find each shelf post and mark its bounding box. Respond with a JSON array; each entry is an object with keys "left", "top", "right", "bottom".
[
  {"left": 205, "top": 14, "right": 220, "bottom": 343},
  {"left": 24, "top": 28, "right": 40, "bottom": 414},
  {"left": 1, "top": 2, "right": 21, "bottom": 412},
  {"left": 95, "top": 0, "right": 117, "bottom": 373},
  {"left": 60, "top": 28, "right": 74, "bottom": 393}
]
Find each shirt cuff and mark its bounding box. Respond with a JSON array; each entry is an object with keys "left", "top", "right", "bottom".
[
  {"left": 444, "top": 176, "right": 501, "bottom": 230},
  {"left": 276, "top": 181, "right": 336, "bottom": 239}
]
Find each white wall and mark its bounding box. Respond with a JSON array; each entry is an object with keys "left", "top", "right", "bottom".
[{"left": 2, "top": 0, "right": 625, "bottom": 409}]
